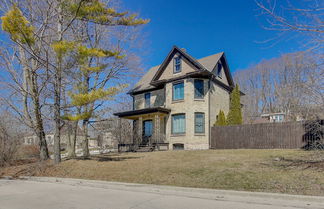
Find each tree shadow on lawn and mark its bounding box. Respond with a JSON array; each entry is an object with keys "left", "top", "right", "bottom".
[
  {"left": 279, "top": 158, "right": 324, "bottom": 170},
  {"left": 72, "top": 153, "right": 142, "bottom": 162},
  {"left": 268, "top": 155, "right": 324, "bottom": 171}
]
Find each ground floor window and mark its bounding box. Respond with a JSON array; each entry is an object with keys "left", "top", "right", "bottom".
[
  {"left": 194, "top": 112, "right": 205, "bottom": 133},
  {"left": 173, "top": 143, "right": 184, "bottom": 150},
  {"left": 172, "top": 114, "right": 185, "bottom": 134}
]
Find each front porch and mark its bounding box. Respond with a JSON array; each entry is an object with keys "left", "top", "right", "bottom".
[{"left": 114, "top": 107, "right": 170, "bottom": 151}]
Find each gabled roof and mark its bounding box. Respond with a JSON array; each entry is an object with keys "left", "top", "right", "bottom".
[
  {"left": 128, "top": 65, "right": 160, "bottom": 94},
  {"left": 198, "top": 52, "right": 224, "bottom": 71},
  {"left": 129, "top": 46, "right": 234, "bottom": 95},
  {"left": 151, "top": 46, "right": 209, "bottom": 82}
]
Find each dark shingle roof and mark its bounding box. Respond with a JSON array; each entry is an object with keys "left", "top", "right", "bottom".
[{"left": 130, "top": 51, "right": 224, "bottom": 94}]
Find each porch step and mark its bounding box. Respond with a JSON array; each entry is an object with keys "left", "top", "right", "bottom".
[{"left": 136, "top": 145, "right": 155, "bottom": 152}]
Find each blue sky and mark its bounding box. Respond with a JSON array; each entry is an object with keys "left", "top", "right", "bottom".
[{"left": 123, "top": 0, "right": 300, "bottom": 73}]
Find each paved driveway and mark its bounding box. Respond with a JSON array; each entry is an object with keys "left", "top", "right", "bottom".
[{"left": 0, "top": 177, "right": 323, "bottom": 209}]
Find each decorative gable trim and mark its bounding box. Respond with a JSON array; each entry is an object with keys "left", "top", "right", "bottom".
[
  {"left": 150, "top": 46, "right": 208, "bottom": 85},
  {"left": 211, "top": 53, "right": 234, "bottom": 87}
]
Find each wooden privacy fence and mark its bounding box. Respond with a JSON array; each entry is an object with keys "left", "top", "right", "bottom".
[{"left": 210, "top": 121, "right": 323, "bottom": 149}]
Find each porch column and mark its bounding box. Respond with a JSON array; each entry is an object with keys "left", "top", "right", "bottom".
[
  {"left": 154, "top": 115, "right": 161, "bottom": 144},
  {"left": 137, "top": 117, "right": 143, "bottom": 145}
]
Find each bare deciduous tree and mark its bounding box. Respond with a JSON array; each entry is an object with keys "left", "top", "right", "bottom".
[
  {"left": 0, "top": 0, "right": 147, "bottom": 162},
  {"left": 256, "top": 0, "right": 324, "bottom": 51},
  {"left": 235, "top": 52, "right": 323, "bottom": 123}
]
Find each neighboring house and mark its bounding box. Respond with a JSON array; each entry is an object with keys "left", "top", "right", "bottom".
[
  {"left": 261, "top": 113, "right": 286, "bottom": 123},
  {"left": 23, "top": 125, "right": 85, "bottom": 148},
  {"left": 88, "top": 119, "right": 123, "bottom": 149},
  {"left": 114, "top": 46, "right": 242, "bottom": 150}
]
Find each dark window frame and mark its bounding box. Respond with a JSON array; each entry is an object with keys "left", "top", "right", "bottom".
[
  {"left": 143, "top": 119, "right": 153, "bottom": 137},
  {"left": 216, "top": 63, "right": 222, "bottom": 78},
  {"left": 171, "top": 113, "right": 186, "bottom": 135},
  {"left": 194, "top": 79, "right": 204, "bottom": 99},
  {"left": 194, "top": 112, "right": 205, "bottom": 134},
  {"left": 173, "top": 143, "right": 184, "bottom": 150},
  {"left": 144, "top": 92, "right": 151, "bottom": 108},
  {"left": 173, "top": 56, "right": 182, "bottom": 74},
  {"left": 172, "top": 81, "right": 184, "bottom": 101}
]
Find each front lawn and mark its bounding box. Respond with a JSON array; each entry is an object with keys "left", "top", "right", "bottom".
[{"left": 1, "top": 149, "right": 324, "bottom": 196}]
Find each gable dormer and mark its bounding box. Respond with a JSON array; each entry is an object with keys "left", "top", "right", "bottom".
[
  {"left": 212, "top": 59, "right": 230, "bottom": 86},
  {"left": 151, "top": 46, "right": 207, "bottom": 84}
]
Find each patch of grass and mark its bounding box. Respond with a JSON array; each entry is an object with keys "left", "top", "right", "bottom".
[{"left": 2, "top": 149, "right": 324, "bottom": 196}]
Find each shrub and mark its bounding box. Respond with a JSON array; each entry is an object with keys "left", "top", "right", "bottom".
[
  {"left": 215, "top": 110, "right": 227, "bottom": 126},
  {"left": 0, "top": 127, "right": 19, "bottom": 167},
  {"left": 18, "top": 145, "right": 40, "bottom": 159}
]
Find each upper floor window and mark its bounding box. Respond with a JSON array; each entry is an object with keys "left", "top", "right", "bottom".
[
  {"left": 216, "top": 63, "right": 222, "bottom": 78},
  {"left": 172, "top": 114, "right": 186, "bottom": 134},
  {"left": 194, "top": 112, "right": 205, "bottom": 134},
  {"left": 173, "top": 82, "right": 184, "bottom": 101},
  {"left": 144, "top": 93, "right": 151, "bottom": 108},
  {"left": 194, "top": 79, "right": 204, "bottom": 99},
  {"left": 174, "top": 56, "right": 182, "bottom": 73}
]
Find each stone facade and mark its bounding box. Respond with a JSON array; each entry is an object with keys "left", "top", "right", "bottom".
[
  {"left": 209, "top": 82, "right": 230, "bottom": 127},
  {"left": 164, "top": 78, "right": 210, "bottom": 150},
  {"left": 131, "top": 56, "right": 231, "bottom": 150},
  {"left": 115, "top": 47, "right": 236, "bottom": 151},
  {"left": 134, "top": 88, "right": 165, "bottom": 110},
  {"left": 159, "top": 53, "right": 197, "bottom": 80}
]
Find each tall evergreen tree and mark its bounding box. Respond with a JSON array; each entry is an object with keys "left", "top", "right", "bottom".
[
  {"left": 1, "top": 0, "right": 148, "bottom": 162},
  {"left": 227, "top": 84, "right": 243, "bottom": 125},
  {"left": 215, "top": 110, "right": 226, "bottom": 126},
  {"left": 54, "top": 0, "right": 149, "bottom": 158}
]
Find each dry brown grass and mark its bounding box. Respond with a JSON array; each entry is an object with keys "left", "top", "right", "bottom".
[{"left": 1, "top": 149, "right": 324, "bottom": 196}]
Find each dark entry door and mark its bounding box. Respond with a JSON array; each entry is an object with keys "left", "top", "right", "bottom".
[{"left": 143, "top": 120, "right": 153, "bottom": 145}]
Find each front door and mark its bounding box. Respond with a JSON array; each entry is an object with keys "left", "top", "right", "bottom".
[{"left": 143, "top": 120, "right": 153, "bottom": 145}]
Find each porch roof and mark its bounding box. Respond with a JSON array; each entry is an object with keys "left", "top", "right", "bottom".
[{"left": 114, "top": 107, "right": 171, "bottom": 119}]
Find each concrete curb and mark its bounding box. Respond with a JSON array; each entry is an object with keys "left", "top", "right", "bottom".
[{"left": 4, "top": 176, "right": 324, "bottom": 209}]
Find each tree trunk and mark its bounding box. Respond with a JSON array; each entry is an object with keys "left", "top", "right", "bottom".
[
  {"left": 19, "top": 46, "right": 49, "bottom": 160},
  {"left": 53, "top": 0, "right": 64, "bottom": 164},
  {"left": 67, "top": 121, "right": 78, "bottom": 158},
  {"left": 66, "top": 121, "right": 72, "bottom": 157},
  {"left": 81, "top": 119, "right": 89, "bottom": 158},
  {"left": 31, "top": 70, "right": 49, "bottom": 161},
  {"left": 53, "top": 69, "right": 62, "bottom": 163}
]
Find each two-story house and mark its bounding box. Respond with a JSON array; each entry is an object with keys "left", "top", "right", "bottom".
[{"left": 114, "top": 46, "right": 238, "bottom": 150}]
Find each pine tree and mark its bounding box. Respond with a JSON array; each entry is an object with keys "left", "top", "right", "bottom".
[
  {"left": 215, "top": 110, "right": 226, "bottom": 126},
  {"left": 226, "top": 84, "right": 243, "bottom": 125},
  {"left": 54, "top": 0, "right": 148, "bottom": 158},
  {"left": 1, "top": 1, "right": 149, "bottom": 162},
  {"left": 1, "top": 5, "right": 35, "bottom": 45}
]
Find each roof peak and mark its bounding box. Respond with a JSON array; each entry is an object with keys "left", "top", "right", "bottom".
[{"left": 129, "top": 46, "right": 229, "bottom": 94}]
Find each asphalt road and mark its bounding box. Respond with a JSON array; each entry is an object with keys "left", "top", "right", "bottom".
[{"left": 0, "top": 177, "right": 323, "bottom": 209}]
